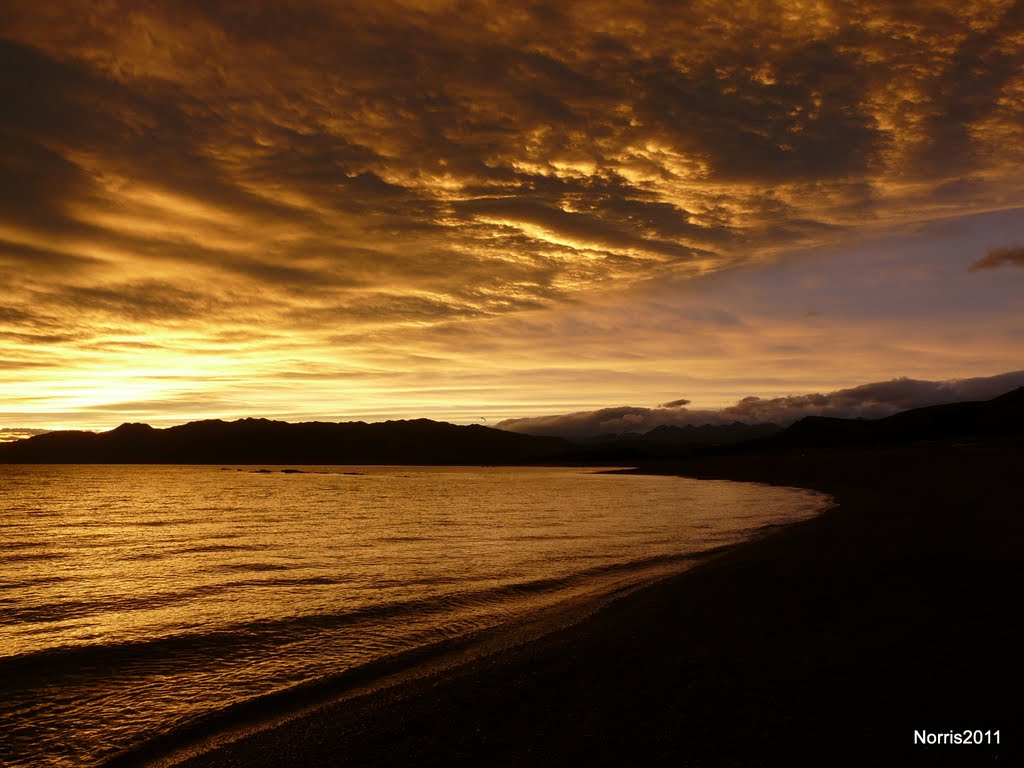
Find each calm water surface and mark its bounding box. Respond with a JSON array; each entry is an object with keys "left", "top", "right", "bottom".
[{"left": 0, "top": 465, "right": 828, "bottom": 767}]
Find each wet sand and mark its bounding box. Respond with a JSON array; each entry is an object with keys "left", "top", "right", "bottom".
[{"left": 161, "top": 437, "right": 1022, "bottom": 767}]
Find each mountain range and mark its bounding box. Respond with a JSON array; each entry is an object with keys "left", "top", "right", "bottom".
[
  {"left": 1, "top": 387, "right": 1021, "bottom": 464},
  {"left": 0, "top": 418, "right": 566, "bottom": 465}
]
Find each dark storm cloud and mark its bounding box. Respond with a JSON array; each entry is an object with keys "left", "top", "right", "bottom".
[
  {"left": 660, "top": 398, "right": 691, "bottom": 408},
  {"left": 905, "top": 1, "right": 1024, "bottom": 175},
  {"left": 633, "top": 44, "right": 882, "bottom": 183},
  {"left": 970, "top": 244, "right": 1024, "bottom": 271},
  {"left": 497, "top": 370, "right": 1024, "bottom": 438},
  {"left": 0, "top": 40, "right": 108, "bottom": 236},
  {"left": 4, "top": 0, "right": 1023, "bottom": 312},
  {"left": 0, "top": 38, "right": 291, "bottom": 238},
  {"left": 0, "top": 133, "right": 95, "bottom": 237}
]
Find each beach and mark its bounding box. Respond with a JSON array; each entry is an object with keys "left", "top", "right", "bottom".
[{"left": 155, "top": 436, "right": 1021, "bottom": 767}]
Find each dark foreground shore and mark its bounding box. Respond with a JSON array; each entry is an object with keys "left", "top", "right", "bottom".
[{"left": 164, "top": 438, "right": 1022, "bottom": 767}]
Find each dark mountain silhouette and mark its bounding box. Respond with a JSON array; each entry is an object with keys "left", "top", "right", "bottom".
[
  {"left": 642, "top": 422, "right": 782, "bottom": 445},
  {"left": 755, "top": 385, "right": 1024, "bottom": 451},
  {"left": 2, "top": 388, "right": 1021, "bottom": 464},
  {"left": 546, "top": 387, "right": 1024, "bottom": 461},
  {"left": 0, "top": 418, "right": 570, "bottom": 465},
  {"left": 563, "top": 422, "right": 781, "bottom": 447},
  {"left": 563, "top": 421, "right": 784, "bottom": 461}
]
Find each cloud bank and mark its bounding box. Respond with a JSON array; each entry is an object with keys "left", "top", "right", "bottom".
[{"left": 496, "top": 371, "right": 1024, "bottom": 438}]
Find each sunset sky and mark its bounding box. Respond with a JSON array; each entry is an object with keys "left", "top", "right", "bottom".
[{"left": 2, "top": 1, "right": 1023, "bottom": 434}]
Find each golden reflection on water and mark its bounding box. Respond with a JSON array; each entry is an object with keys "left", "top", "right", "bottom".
[{"left": 0, "top": 465, "right": 826, "bottom": 768}]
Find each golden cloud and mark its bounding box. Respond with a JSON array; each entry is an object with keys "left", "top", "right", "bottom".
[{"left": 1, "top": 1, "right": 1023, "bottom": 428}]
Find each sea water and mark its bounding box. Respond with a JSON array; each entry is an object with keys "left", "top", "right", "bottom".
[{"left": 0, "top": 465, "right": 827, "bottom": 767}]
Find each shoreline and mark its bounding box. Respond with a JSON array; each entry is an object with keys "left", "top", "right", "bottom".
[
  {"left": 112, "top": 548, "right": 721, "bottom": 768},
  {"left": 140, "top": 438, "right": 1020, "bottom": 766},
  {"left": 106, "top": 475, "right": 801, "bottom": 768}
]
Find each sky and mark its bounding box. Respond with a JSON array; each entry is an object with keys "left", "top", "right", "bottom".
[{"left": 2, "top": 0, "right": 1023, "bottom": 435}]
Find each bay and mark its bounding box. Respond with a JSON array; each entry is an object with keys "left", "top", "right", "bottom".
[{"left": 0, "top": 465, "right": 827, "bottom": 767}]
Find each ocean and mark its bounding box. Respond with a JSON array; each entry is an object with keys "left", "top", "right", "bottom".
[{"left": 0, "top": 465, "right": 827, "bottom": 767}]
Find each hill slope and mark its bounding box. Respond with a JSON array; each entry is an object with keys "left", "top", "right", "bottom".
[
  {"left": 0, "top": 418, "right": 569, "bottom": 465},
  {"left": 773, "top": 385, "right": 1024, "bottom": 449}
]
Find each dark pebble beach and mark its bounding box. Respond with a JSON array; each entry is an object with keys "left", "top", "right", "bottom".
[{"left": 163, "top": 436, "right": 1022, "bottom": 767}]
